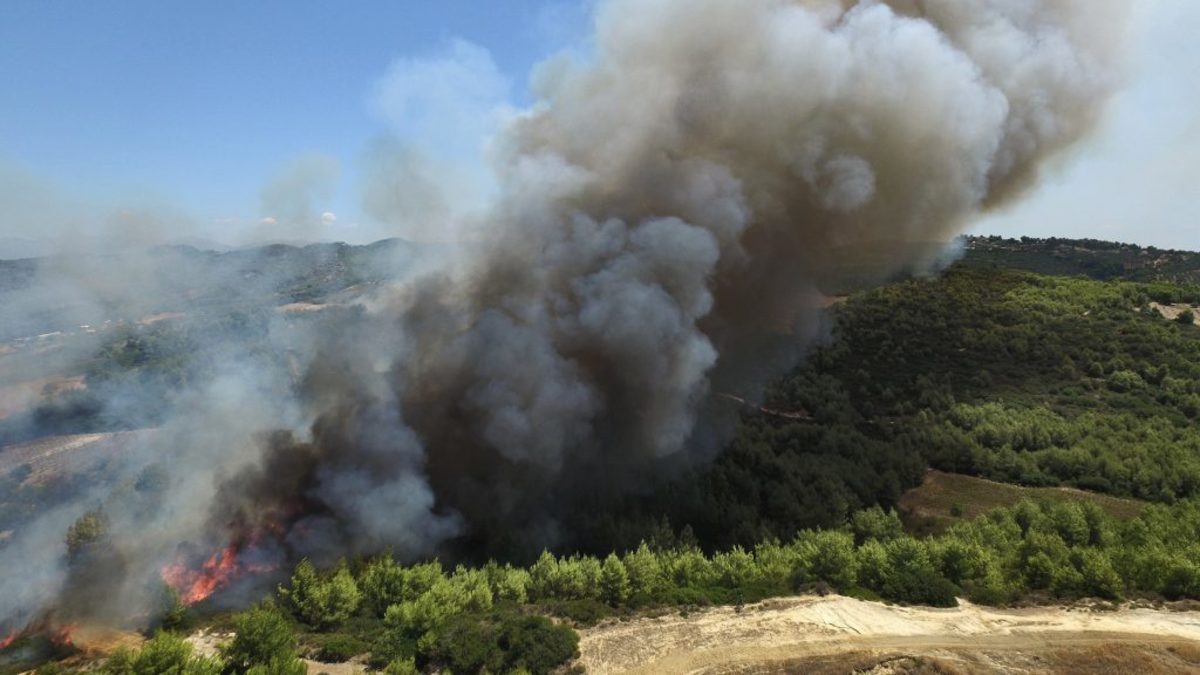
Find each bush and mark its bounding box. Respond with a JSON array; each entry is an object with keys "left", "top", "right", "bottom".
[
  {"left": 424, "top": 615, "right": 502, "bottom": 674},
  {"left": 383, "top": 657, "right": 419, "bottom": 675},
  {"left": 485, "top": 562, "right": 531, "bottom": 604},
  {"left": 65, "top": 509, "right": 107, "bottom": 558},
  {"left": 244, "top": 658, "right": 307, "bottom": 675},
  {"left": 795, "top": 530, "right": 858, "bottom": 591},
  {"left": 280, "top": 559, "right": 361, "bottom": 629},
  {"left": 101, "top": 631, "right": 223, "bottom": 675},
  {"left": 497, "top": 615, "right": 579, "bottom": 675},
  {"left": 544, "top": 598, "right": 611, "bottom": 626},
  {"left": 600, "top": 553, "right": 631, "bottom": 606},
  {"left": 222, "top": 603, "right": 302, "bottom": 673},
  {"left": 359, "top": 555, "right": 407, "bottom": 617},
  {"left": 419, "top": 613, "right": 579, "bottom": 675},
  {"left": 1177, "top": 308, "right": 1195, "bottom": 325},
  {"left": 878, "top": 538, "right": 959, "bottom": 607},
  {"left": 851, "top": 507, "right": 904, "bottom": 545},
  {"left": 311, "top": 633, "right": 368, "bottom": 662}
]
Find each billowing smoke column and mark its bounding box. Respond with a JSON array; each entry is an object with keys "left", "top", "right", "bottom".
[
  {"left": 268, "top": 0, "right": 1129, "bottom": 553},
  {"left": 0, "top": 0, "right": 1129, "bottom": 629}
]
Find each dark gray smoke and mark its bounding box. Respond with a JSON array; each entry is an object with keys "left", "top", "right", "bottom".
[{"left": 0, "top": 0, "right": 1130, "bottom": 630}]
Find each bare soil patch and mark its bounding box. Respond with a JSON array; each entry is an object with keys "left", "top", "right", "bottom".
[
  {"left": 577, "top": 595, "right": 1200, "bottom": 674},
  {"left": 898, "top": 470, "right": 1143, "bottom": 536}
]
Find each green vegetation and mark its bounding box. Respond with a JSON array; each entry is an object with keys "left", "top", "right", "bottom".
[
  {"left": 127, "top": 495, "right": 1191, "bottom": 673},
  {"left": 220, "top": 603, "right": 306, "bottom": 675},
  {"left": 64, "top": 509, "right": 107, "bottom": 558},
  {"left": 962, "top": 235, "right": 1200, "bottom": 284},
  {"left": 101, "top": 632, "right": 222, "bottom": 675},
  {"left": 279, "top": 560, "right": 361, "bottom": 630},
  {"left": 575, "top": 265, "right": 1200, "bottom": 554}
]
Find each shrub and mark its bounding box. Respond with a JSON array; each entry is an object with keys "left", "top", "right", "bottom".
[
  {"left": 280, "top": 559, "right": 361, "bottom": 629},
  {"left": 359, "top": 555, "right": 407, "bottom": 617},
  {"left": 419, "top": 613, "right": 579, "bottom": 675},
  {"left": 101, "top": 631, "right": 223, "bottom": 675},
  {"left": 850, "top": 507, "right": 904, "bottom": 545},
  {"left": 498, "top": 615, "right": 579, "bottom": 675},
  {"left": 879, "top": 538, "right": 959, "bottom": 607},
  {"left": 65, "top": 509, "right": 107, "bottom": 558},
  {"left": 244, "top": 658, "right": 307, "bottom": 675},
  {"left": 600, "top": 553, "right": 631, "bottom": 606},
  {"left": 222, "top": 603, "right": 301, "bottom": 673},
  {"left": 622, "top": 543, "right": 665, "bottom": 599},
  {"left": 794, "top": 530, "right": 858, "bottom": 591},
  {"left": 311, "top": 634, "right": 368, "bottom": 662},
  {"left": 383, "top": 657, "right": 419, "bottom": 675},
  {"left": 545, "top": 598, "right": 611, "bottom": 626},
  {"left": 485, "top": 562, "right": 531, "bottom": 604}
]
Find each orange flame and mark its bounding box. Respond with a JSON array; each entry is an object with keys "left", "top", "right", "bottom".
[
  {"left": 49, "top": 624, "right": 75, "bottom": 647},
  {"left": 0, "top": 619, "right": 74, "bottom": 652},
  {"left": 161, "top": 544, "right": 277, "bottom": 605}
]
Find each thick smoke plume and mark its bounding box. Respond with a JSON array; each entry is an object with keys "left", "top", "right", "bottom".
[{"left": 0, "top": 0, "right": 1129, "bottom": 630}]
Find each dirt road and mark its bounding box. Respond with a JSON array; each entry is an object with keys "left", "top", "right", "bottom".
[{"left": 577, "top": 595, "right": 1200, "bottom": 674}]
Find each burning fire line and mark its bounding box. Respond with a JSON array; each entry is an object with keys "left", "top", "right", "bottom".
[
  {"left": 161, "top": 542, "right": 278, "bottom": 606},
  {"left": 0, "top": 617, "right": 75, "bottom": 652}
]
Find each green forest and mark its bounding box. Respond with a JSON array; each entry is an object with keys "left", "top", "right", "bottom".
[{"left": 564, "top": 264, "right": 1200, "bottom": 554}]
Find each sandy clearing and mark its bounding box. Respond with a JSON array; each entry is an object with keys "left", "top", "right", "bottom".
[
  {"left": 1150, "top": 302, "right": 1198, "bottom": 324},
  {"left": 577, "top": 595, "right": 1200, "bottom": 674}
]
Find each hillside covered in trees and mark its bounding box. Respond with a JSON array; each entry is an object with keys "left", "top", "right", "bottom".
[
  {"left": 564, "top": 262, "right": 1200, "bottom": 554},
  {"left": 962, "top": 235, "right": 1200, "bottom": 284}
]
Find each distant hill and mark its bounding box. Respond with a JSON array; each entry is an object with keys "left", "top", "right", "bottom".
[
  {"left": 0, "top": 238, "right": 441, "bottom": 340},
  {"left": 962, "top": 235, "right": 1200, "bottom": 284}
]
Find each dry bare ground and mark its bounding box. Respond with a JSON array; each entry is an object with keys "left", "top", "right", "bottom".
[
  {"left": 898, "top": 470, "right": 1144, "bottom": 536},
  {"left": 577, "top": 595, "right": 1200, "bottom": 674},
  {"left": 0, "top": 430, "right": 154, "bottom": 486},
  {"left": 1150, "top": 302, "right": 1198, "bottom": 324}
]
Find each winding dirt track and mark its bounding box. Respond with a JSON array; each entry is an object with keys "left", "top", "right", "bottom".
[{"left": 577, "top": 595, "right": 1200, "bottom": 674}]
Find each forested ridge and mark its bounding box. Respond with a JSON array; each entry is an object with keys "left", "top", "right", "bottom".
[{"left": 566, "top": 264, "right": 1200, "bottom": 554}]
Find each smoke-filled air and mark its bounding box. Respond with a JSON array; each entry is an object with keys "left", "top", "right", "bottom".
[{"left": 0, "top": 0, "right": 1130, "bottom": 638}]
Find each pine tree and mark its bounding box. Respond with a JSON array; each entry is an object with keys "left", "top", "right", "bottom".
[{"left": 600, "top": 553, "right": 631, "bottom": 606}]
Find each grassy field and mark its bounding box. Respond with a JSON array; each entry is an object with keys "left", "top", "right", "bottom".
[{"left": 898, "top": 470, "right": 1146, "bottom": 536}]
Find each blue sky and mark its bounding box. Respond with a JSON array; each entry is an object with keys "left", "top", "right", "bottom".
[
  {"left": 0, "top": 0, "right": 590, "bottom": 245},
  {"left": 0, "top": 0, "right": 1196, "bottom": 250}
]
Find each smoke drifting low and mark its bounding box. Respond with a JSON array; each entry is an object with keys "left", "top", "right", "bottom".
[{"left": 0, "top": 0, "right": 1129, "bottom": 631}]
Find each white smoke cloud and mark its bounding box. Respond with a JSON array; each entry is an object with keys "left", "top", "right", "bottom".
[
  {"left": 973, "top": 0, "right": 1199, "bottom": 247},
  {"left": 254, "top": 154, "right": 341, "bottom": 242},
  {"left": 364, "top": 38, "right": 514, "bottom": 241}
]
